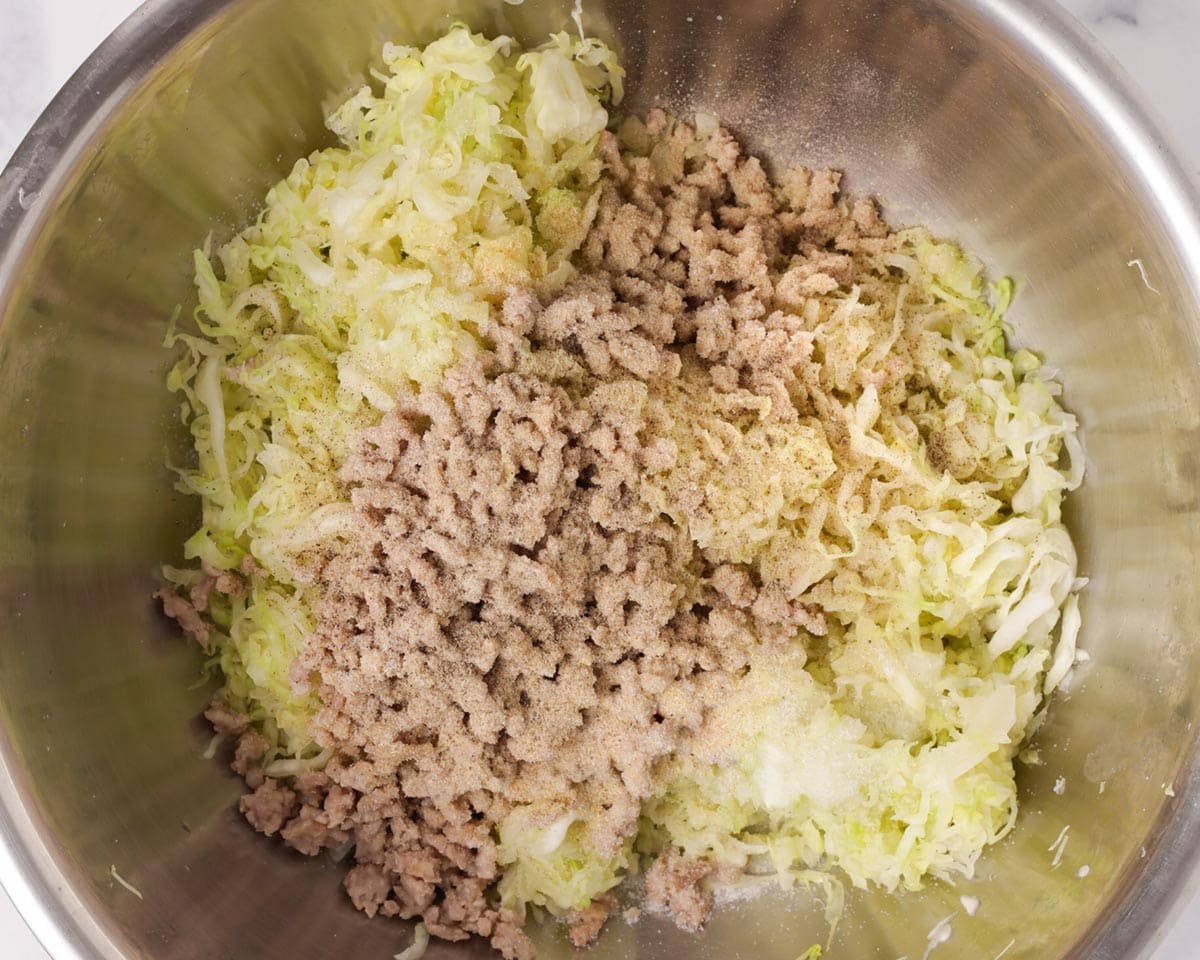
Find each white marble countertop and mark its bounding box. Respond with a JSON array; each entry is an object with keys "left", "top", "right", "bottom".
[{"left": 0, "top": 0, "right": 1198, "bottom": 958}]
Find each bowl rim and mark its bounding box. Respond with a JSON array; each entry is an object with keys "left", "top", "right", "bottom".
[{"left": 1, "top": 1, "right": 1199, "bottom": 958}]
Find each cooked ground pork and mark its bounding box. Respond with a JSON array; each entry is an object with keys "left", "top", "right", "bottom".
[
  {"left": 239, "top": 778, "right": 297, "bottom": 837},
  {"left": 644, "top": 849, "right": 715, "bottom": 933},
  {"left": 201, "top": 114, "right": 900, "bottom": 955},
  {"left": 567, "top": 893, "right": 618, "bottom": 948},
  {"left": 203, "top": 702, "right": 249, "bottom": 737},
  {"left": 155, "top": 589, "right": 211, "bottom": 650},
  {"left": 156, "top": 560, "right": 250, "bottom": 650}
]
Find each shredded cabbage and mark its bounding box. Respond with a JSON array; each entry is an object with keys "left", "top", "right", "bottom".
[
  {"left": 637, "top": 227, "right": 1084, "bottom": 898},
  {"left": 496, "top": 806, "right": 634, "bottom": 917},
  {"left": 164, "top": 25, "right": 622, "bottom": 755}
]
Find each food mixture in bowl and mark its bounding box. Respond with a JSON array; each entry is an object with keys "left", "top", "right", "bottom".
[{"left": 156, "top": 24, "right": 1084, "bottom": 960}]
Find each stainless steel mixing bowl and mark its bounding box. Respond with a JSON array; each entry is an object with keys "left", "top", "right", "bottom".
[{"left": 1, "top": 0, "right": 1199, "bottom": 957}]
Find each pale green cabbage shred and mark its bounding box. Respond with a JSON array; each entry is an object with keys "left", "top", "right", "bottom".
[
  {"left": 496, "top": 808, "right": 635, "bottom": 914},
  {"left": 166, "top": 24, "right": 1083, "bottom": 933}
]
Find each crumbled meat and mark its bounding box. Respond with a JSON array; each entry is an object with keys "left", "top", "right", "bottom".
[
  {"left": 203, "top": 702, "right": 249, "bottom": 737},
  {"left": 568, "top": 893, "right": 618, "bottom": 947},
  {"left": 491, "top": 910, "right": 535, "bottom": 960},
  {"left": 189, "top": 560, "right": 245, "bottom": 612},
  {"left": 644, "top": 849, "right": 715, "bottom": 933},
  {"left": 239, "top": 779, "right": 297, "bottom": 836},
  {"left": 203, "top": 114, "right": 902, "bottom": 954},
  {"left": 344, "top": 863, "right": 391, "bottom": 917},
  {"left": 852, "top": 197, "right": 889, "bottom": 238},
  {"left": 157, "top": 561, "right": 246, "bottom": 644},
  {"left": 155, "top": 589, "right": 210, "bottom": 649},
  {"left": 230, "top": 729, "right": 269, "bottom": 780},
  {"left": 293, "top": 770, "right": 332, "bottom": 807},
  {"left": 239, "top": 554, "right": 268, "bottom": 579},
  {"left": 280, "top": 803, "right": 349, "bottom": 856}
]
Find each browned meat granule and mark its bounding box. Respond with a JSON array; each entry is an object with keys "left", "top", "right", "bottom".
[
  {"left": 567, "top": 893, "right": 618, "bottom": 948},
  {"left": 644, "top": 848, "right": 715, "bottom": 933},
  {"left": 189, "top": 559, "right": 245, "bottom": 613},
  {"left": 202, "top": 702, "right": 249, "bottom": 737},
  {"left": 231, "top": 730, "right": 271, "bottom": 790},
  {"left": 155, "top": 588, "right": 211, "bottom": 650},
  {"left": 239, "top": 778, "right": 297, "bottom": 837},
  {"left": 202, "top": 112, "right": 899, "bottom": 956},
  {"left": 156, "top": 559, "right": 251, "bottom": 650}
]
